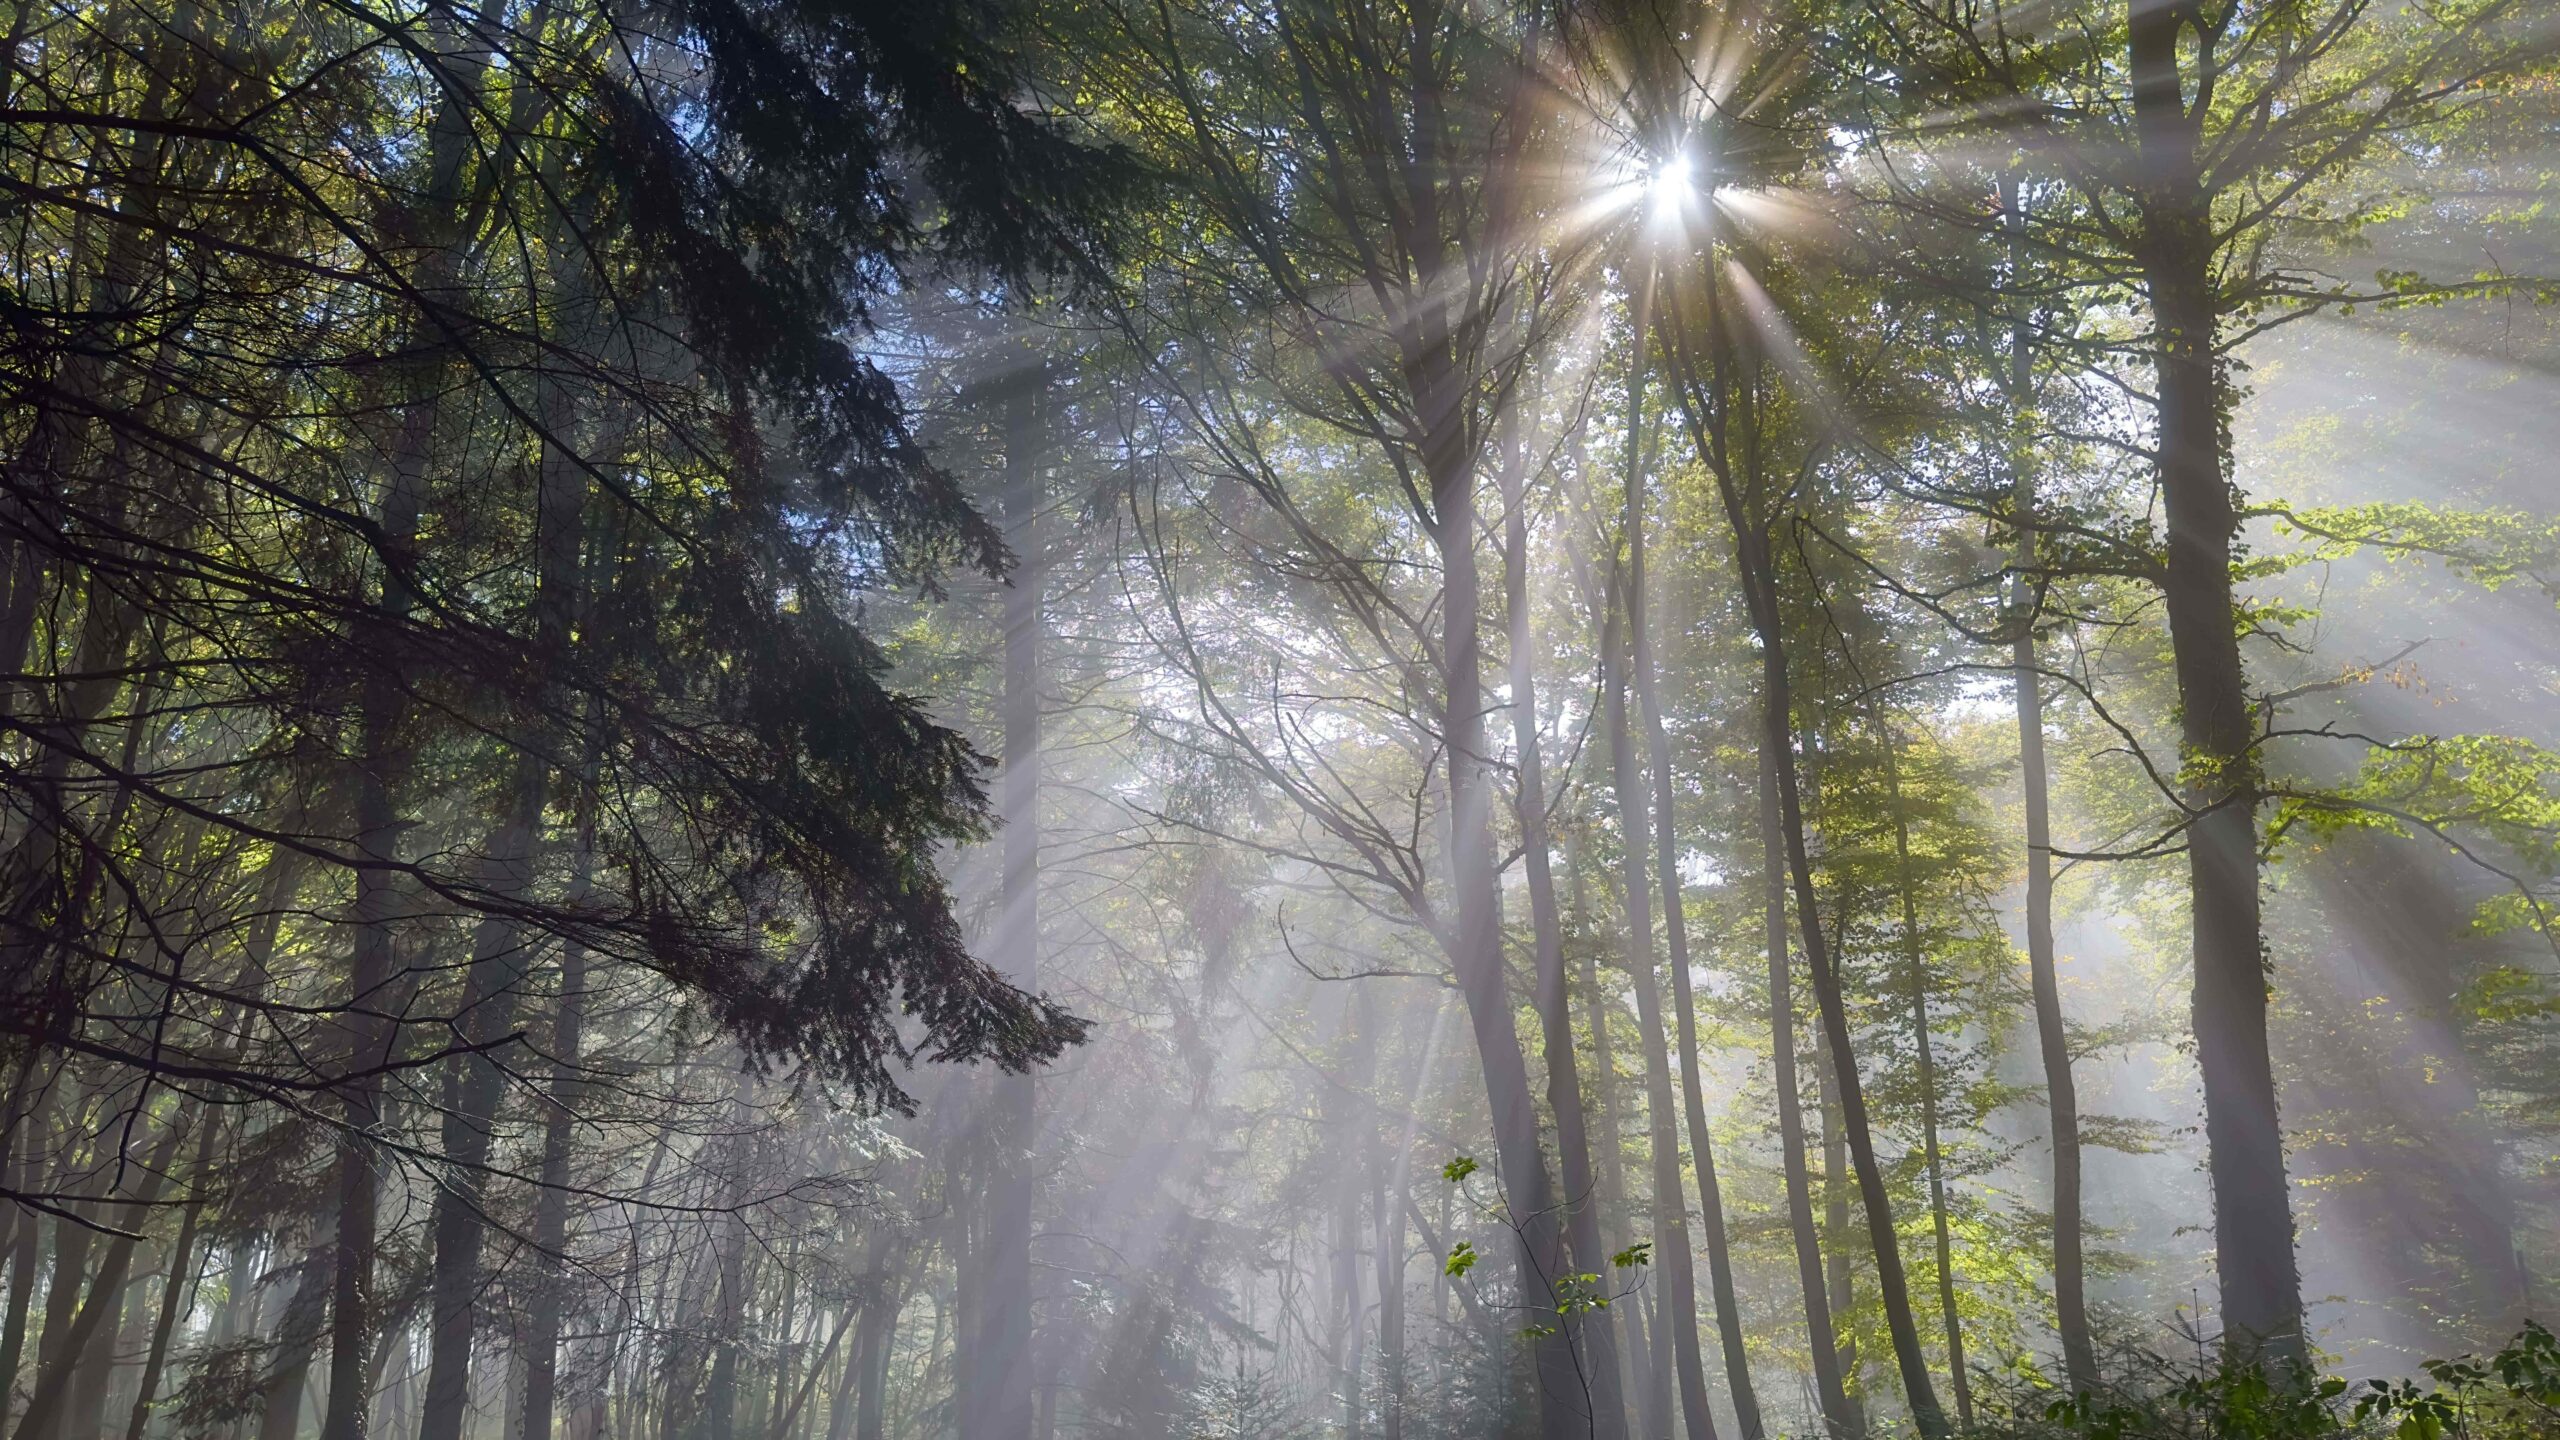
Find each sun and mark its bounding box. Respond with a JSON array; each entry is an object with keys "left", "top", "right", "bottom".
[{"left": 1649, "top": 152, "right": 1696, "bottom": 215}]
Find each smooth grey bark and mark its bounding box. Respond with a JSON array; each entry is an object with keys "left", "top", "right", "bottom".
[
  {"left": 1996, "top": 176, "right": 2096, "bottom": 1392},
  {"left": 1880, "top": 729, "right": 1973, "bottom": 1426},
  {"left": 1416, "top": 351, "right": 1582, "bottom": 1440},
  {"left": 1601, "top": 576, "right": 1715, "bottom": 1440},
  {"left": 1620, "top": 361, "right": 1760, "bottom": 1440},
  {"left": 1503, "top": 411, "right": 1629, "bottom": 1440}
]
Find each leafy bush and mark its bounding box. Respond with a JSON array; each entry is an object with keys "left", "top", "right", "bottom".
[{"left": 1979, "top": 1323, "right": 2560, "bottom": 1440}]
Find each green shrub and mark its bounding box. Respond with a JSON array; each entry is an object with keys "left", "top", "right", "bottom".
[{"left": 1977, "top": 1322, "right": 2560, "bottom": 1440}]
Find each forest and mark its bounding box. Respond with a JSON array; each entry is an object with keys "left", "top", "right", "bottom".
[{"left": 1, "top": 0, "right": 2557, "bottom": 1437}]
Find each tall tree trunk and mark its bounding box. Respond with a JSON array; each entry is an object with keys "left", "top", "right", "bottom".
[
  {"left": 1503, "top": 412, "right": 1628, "bottom": 1440},
  {"left": 961, "top": 367, "right": 1044, "bottom": 1440},
  {"left": 1814, "top": 1027, "right": 1867, "bottom": 1434},
  {"left": 1601, "top": 578, "right": 1714, "bottom": 1440},
  {"left": 702, "top": 1214, "right": 748, "bottom": 1440},
  {"left": 1880, "top": 731, "right": 1973, "bottom": 1427},
  {"left": 72, "top": 1261, "right": 151, "bottom": 1440},
  {"left": 334, "top": 27, "right": 489, "bottom": 1440},
  {"left": 1756, "top": 684, "right": 1849, "bottom": 1438},
  {"left": 1758, "top": 630, "right": 1946, "bottom": 1437},
  {"left": 853, "top": 1289, "right": 892, "bottom": 1440},
  {"left": 1570, "top": 836, "right": 1655, "bottom": 1430},
  {"left": 521, "top": 745, "right": 599, "bottom": 1440},
  {"left": 1998, "top": 174, "right": 2096, "bottom": 1391},
  {"left": 1374, "top": 1123, "right": 1410, "bottom": 1440},
  {"left": 825, "top": 1310, "right": 862, "bottom": 1440},
  {"left": 1327, "top": 994, "right": 1380, "bottom": 1440},
  {"left": 522, "top": 830, "right": 596, "bottom": 1434},
  {"left": 2125, "top": 6, "right": 2304, "bottom": 1362},
  {"left": 416, "top": 311, "right": 593, "bottom": 1440},
  {"left": 1666, "top": 266, "right": 1950, "bottom": 1434},
  {"left": 1620, "top": 367, "right": 1758, "bottom": 1440},
  {"left": 1417, "top": 356, "right": 1579, "bottom": 1440}
]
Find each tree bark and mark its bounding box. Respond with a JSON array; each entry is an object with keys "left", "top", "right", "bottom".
[
  {"left": 962, "top": 368, "right": 1043, "bottom": 1440},
  {"left": 1503, "top": 408, "right": 1628, "bottom": 1440},
  {"left": 1664, "top": 261, "right": 1950, "bottom": 1435},
  {"left": 1416, "top": 346, "right": 1580, "bottom": 1440},
  {"left": 1601, "top": 574, "right": 1714, "bottom": 1440},
  {"left": 521, "top": 745, "right": 600, "bottom": 1440},
  {"left": 1996, "top": 175, "right": 2096, "bottom": 1392},
  {"left": 1880, "top": 730, "right": 1973, "bottom": 1426},
  {"left": 333, "top": 27, "right": 489, "bottom": 1440},
  {"left": 416, "top": 297, "right": 594, "bottom": 1440},
  {"left": 1621, "top": 371, "right": 1759, "bottom": 1440},
  {"left": 1750, "top": 704, "right": 1848, "bottom": 1434},
  {"left": 1760, "top": 635, "right": 1947, "bottom": 1437},
  {"left": 1571, "top": 839, "right": 1656, "bottom": 1431},
  {"left": 1, "top": 1096, "right": 50, "bottom": 1412},
  {"left": 2125, "top": 1, "right": 2304, "bottom": 1361}
]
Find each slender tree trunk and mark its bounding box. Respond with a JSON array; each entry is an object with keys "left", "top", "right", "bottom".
[
  {"left": 1571, "top": 841, "right": 1654, "bottom": 1430},
  {"left": 857, "top": 1280, "right": 896, "bottom": 1440},
  {"left": 703, "top": 1223, "right": 746, "bottom": 1440},
  {"left": 1327, "top": 994, "right": 1379, "bottom": 1440},
  {"left": 1503, "top": 412, "right": 1628, "bottom": 1440},
  {"left": 1620, "top": 367, "right": 1758, "bottom": 1440},
  {"left": 960, "top": 367, "right": 1045, "bottom": 1440},
  {"left": 1813, "top": 1023, "right": 1868, "bottom": 1436},
  {"left": 1665, "top": 263, "right": 1950, "bottom": 1435},
  {"left": 72, "top": 1258, "right": 150, "bottom": 1440},
  {"left": 417, "top": 317, "right": 593, "bottom": 1440},
  {"left": 123, "top": 1114, "right": 220, "bottom": 1440},
  {"left": 1374, "top": 1135, "right": 1409, "bottom": 1440},
  {"left": 1, "top": 1098, "right": 49, "bottom": 1413},
  {"left": 2124, "top": 13, "right": 2304, "bottom": 1360},
  {"left": 337, "top": 29, "right": 491, "bottom": 1440},
  {"left": 1996, "top": 184, "right": 2093, "bottom": 1392},
  {"left": 1880, "top": 731, "right": 1973, "bottom": 1426},
  {"left": 825, "top": 1309, "right": 862, "bottom": 1440},
  {"left": 36, "top": 1164, "right": 93, "bottom": 1405},
  {"left": 1601, "top": 578, "right": 1714, "bottom": 1440},
  {"left": 1760, "top": 717, "right": 1852, "bottom": 1436},
  {"left": 1758, "top": 631, "right": 1947, "bottom": 1437},
  {"left": 1998, "top": 173, "right": 2096, "bottom": 1387},
  {"left": 520, "top": 738, "right": 598, "bottom": 1440},
  {"left": 1416, "top": 354, "right": 1579, "bottom": 1440}
]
